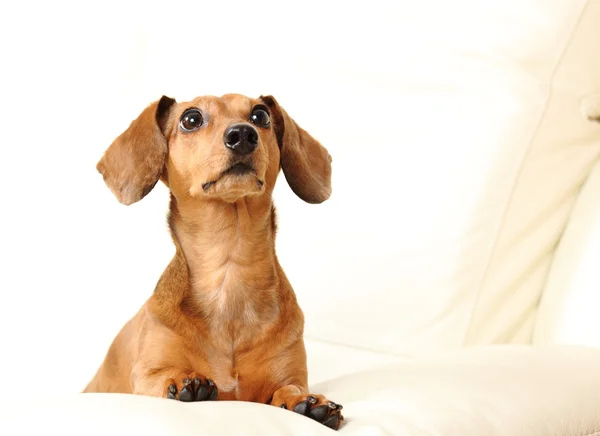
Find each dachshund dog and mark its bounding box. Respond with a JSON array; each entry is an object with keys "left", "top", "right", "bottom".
[{"left": 84, "top": 94, "right": 343, "bottom": 430}]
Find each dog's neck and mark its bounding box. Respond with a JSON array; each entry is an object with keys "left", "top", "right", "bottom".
[{"left": 168, "top": 194, "right": 280, "bottom": 329}]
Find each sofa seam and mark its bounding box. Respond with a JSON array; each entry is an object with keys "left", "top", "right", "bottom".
[{"left": 461, "top": 0, "right": 591, "bottom": 346}]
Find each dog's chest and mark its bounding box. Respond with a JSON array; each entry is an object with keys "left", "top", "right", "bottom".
[
  {"left": 196, "top": 335, "right": 277, "bottom": 402},
  {"left": 195, "top": 263, "right": 265, "bottom": 322},
  {"left": 195, "top": 354, "right": 251, "bottom": 401},
  {"left": 210, "top": 362, "right": 240, "bottom": 395}
]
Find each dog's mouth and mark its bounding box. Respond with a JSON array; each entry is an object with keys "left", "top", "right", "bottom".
[
  {"left": 224, "top": 162, "right": 255, "bottom": 176},
  {"left": 202, "top": 162, "right": 263, "bottom": 192}
]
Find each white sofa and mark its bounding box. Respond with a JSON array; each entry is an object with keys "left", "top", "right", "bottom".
[{"left": 2, "top": 0, "right": 600, "bottom": 435}]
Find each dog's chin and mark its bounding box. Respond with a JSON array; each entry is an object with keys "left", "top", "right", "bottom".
[{"left": 198, "top": 172, "right": 265, "bottom": 203}]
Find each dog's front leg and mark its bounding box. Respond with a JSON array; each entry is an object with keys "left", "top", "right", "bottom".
[
  {"left": 268, "top": 341, "right": 344, "bottom": 430},
  {"left": 129, "top": 329, "right": 218, "bottom": 402},
  {"left": 271, "top": 385, "right": 344, "bottom": 430}
]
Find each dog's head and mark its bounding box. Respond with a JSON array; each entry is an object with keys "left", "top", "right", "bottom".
[{"left": 96, "top": 94, "right": 332, "bottom": 205}]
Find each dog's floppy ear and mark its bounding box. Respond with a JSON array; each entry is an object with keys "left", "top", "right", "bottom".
[
  {"left": 260, "top": 95, "right": 332, "bottom": 204},
  {"left": 97, "top": 96, "right": 176, "bottom": 205}
]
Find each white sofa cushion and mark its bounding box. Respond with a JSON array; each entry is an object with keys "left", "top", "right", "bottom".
[
  {"left": 270, "top": 0, "right": 600, "bottom": 354},
  {"left": 4, "top": 345, "right": 600, "bottom": 436},
  {"left": 305, "top": 339, "right": 408, "bottom": 385},
  {"left": 461, "top": 0, "right": 600, "bottom": 347},
  {"left": 534, "top": 156, "right": 600, "bottom": 348}
]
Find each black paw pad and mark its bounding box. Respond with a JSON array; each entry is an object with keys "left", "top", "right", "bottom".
[
  {"left": 323, "top": 413, "right": 340, "bottom": 430},
  {"left": 207, "top": 379, "right": 218, "bottom": 401},
  {"left": 195, "top": 382, "right": 209, "bottom": 401},
  {"left": 309, "top": 405, "right": 329, "bottom": 422},
  {"left": 293, "top": 400, "right": 310, "bottom": 415},
  {"left": 194, "top": 378, "right": 218, "bottom": 401},
  {"left": 289, "top": 397, "right": 343, "bottom": 430},
  {"left": 166, "top": 377, "right": 218, "bottom": 402},
  {"left": 179, "top": 379, "right": 195, "bottom": 402}
]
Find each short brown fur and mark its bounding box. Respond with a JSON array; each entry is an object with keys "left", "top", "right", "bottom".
[{"left": 85, "top": 94, "right": 342, "bottom": 429}]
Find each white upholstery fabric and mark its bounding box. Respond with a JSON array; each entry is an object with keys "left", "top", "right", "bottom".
[
  {"left": 462, "top": 0, "right": 600, "bottom": 346},
  {"left": 305, "top": 339, "right": 408, "bottom": 385},
  {"left": 272, "top": 0, "right": 600, "bottom": 354},
  {"left": 5, "top": 345, "right": 600, "bottom": 436},
  {"left": 533, "top": 158, "right": 600, "bottom": 348}
]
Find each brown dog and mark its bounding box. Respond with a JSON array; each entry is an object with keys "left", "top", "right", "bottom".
[{"left": 84, "top": 94, "right": 343, "bottom": 429}]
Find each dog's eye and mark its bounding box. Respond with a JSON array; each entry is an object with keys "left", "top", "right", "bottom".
[
  {"left": 250, "top": 106, "right": 270, "bottom": 128},
  {"left": 179, "top": 109, "right": 204, "bottom": 132}
]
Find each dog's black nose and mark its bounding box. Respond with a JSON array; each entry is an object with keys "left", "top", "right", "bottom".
[{"left": 224, "top": 123, "right": 259, "bottom": 155}]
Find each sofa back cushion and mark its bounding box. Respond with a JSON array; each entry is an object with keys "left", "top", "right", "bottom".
[{"left": 273, "top": 0, "right": 600, "bottom": 354}]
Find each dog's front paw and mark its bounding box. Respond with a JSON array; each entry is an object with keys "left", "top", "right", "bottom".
[
  {"left": 287, "top": 394, "right": 343, "bottom": 430},
  {"left": 164, "top": 373, "right": 218, "bottom": 402},
  {"left": 272, "top": 387, "right": 343, "bottom": 430}
]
